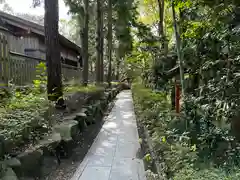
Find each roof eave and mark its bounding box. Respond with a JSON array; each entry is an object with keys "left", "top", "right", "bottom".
[{"left": 0, "top": 11, "right": 81, "bottom": 53}]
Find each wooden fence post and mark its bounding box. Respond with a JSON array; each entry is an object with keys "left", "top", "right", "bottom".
[{"left": 0, "top": 34, "right": 9, "bottom": 88}]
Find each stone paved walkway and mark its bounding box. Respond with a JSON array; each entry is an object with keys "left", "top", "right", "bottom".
[{"left": 70, "top": 90, "right": 146, "bottom": 180}]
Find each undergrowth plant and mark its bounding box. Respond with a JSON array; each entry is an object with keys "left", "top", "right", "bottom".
[
  {"left": 0, "top": 62, "right": 51, "bottom": 147},
  {"left": 64, "top": 83, "right": 104, "bottom": 93},
  {"left": 132, "top": 81, "right": 240, "bottom": 180}
]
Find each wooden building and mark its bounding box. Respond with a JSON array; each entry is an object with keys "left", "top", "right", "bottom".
[{"left": 0, "top": 11, "right": 82, "bottom": 68}]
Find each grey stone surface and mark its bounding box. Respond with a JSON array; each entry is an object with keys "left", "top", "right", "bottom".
[
  {"left": 16, "top": 149, "right": 43, "bottom": 177},
  {"left": 76, "top": 112, "right": 87, "bottom": 118},
  {"left": 4, "top": 158, "right": 21, "bottom": 176},
  {"left": 0, "top": 161, "right": 8, "bottom": 175},
  {"left": 110, "top": 157, "right": 140, "bottom": 180},
  {"left": 36, "top": 132, "right": 61, "bottom": 151},
  {"left": 79, "top": 166, "right": 111, "bottom": 180},
  {"left": 4, "top": 158, "right": 21, "bottom": 168},
  {"left": 115, "top": 141, "right": 141, "bottom": 158},
  {"left": 70, "top": 91, "right": 146, "bottom": 180},
  {"left": 86, "top": 153, "right": 113, "bottom": 167},
  {"left": 75, "top": 112, "right": 88, "bottom": 131},
  {"left": 53, "top": 120, "right": 79, "bottom": 141},
  {"left": 2, "top": 167, "right": 18, "bottom": 180}
]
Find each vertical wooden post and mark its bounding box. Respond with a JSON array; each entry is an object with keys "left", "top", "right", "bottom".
[
  {"left": 0, "top": 34, "right": 3, "bottom": 87},
  {"left": 0, "top": 34, "right": 9, "bottom": 87}
]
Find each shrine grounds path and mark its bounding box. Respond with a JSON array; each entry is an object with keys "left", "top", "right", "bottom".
[{"left": 70, "top": 90, "right": 146, "bottom": 180}]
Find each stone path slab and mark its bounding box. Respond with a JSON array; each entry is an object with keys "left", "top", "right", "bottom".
[{"left": 70, "top": 90, "right": 146, "bottom": 180}]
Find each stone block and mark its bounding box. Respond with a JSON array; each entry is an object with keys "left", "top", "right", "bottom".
[
  {"left": 4, "top": 158, "right": 21, "bottom": 175},
  {"left": 75, "top": 112, "right": 88, "bottom": 131},
  {"left": 36, "top": 132, "right": 61, "bottom": 153},
  {"left": 16, "top": 149, "right": 43, "bottom": 177},
  {"left": 2, "top": 168, "right": 18, "bottom": 180},
  {"left": 53, "top": 120, "right": 79, "bottom": 141}
]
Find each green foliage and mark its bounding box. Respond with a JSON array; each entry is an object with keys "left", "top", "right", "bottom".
[
  {"left": 0, "top": 62, "right": 52, "bottom": 147},
  {"left": 132, "top": 81, "right": 240, "bottom": 179},
  {"left": 64, "top": 84, "right": 104, "bottom": 93},
  {"left": 113, "top": 0, "right": 137, "bottom": 58},
  {"left": 129, "top": 1, "right": 240, "bottom": 178},
  {"left": 144, "top": 153, "right": 152, "bottom": 162},
  {"left": 33, "top": 62, "right": 47, "bottom": 93},
  {"left": 175, "top": 167, "right": 240, "bottom": 180},
  {"left": 110, "top": 81, "right": 119, "bottom": 85},
  {"left": 145, "top": 170, "right": 160, "bottom": 180},
  {"left": 0, "top": 87, "right": 49, "bottom": 145},
  {"left": 0, "top": 107, "right": 49, "bottom": 143}
]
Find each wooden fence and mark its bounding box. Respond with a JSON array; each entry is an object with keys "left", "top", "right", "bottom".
[
  {"left": 9, "top": 51, "right": 41, "bottom": 85},
  {"left": 0, "top": 34, "right": 8, "bottom": 87},
  {"left": 0, "top": 34, "right": 87, "bottom": 86}
]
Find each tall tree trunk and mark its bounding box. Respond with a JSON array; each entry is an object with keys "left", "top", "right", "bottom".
[
  {"left": 157, "top": 0, "right": 164, "bottom": 39},
  {"left": 172, "top": 1, "right": 185, "bottom": 97},
  {"left": 91, "top": 61, "right": 93, "bottom": 73},
  {"left": 116, "top": 56, "right": 120, "bottom": 80},
  {"left": 100, "top": 7, "right": 104, "bottom": 82},
  {"left": 115, "top": 48, "right": 120, "bottom": 80},
  {"left": 107, "top": 0, "right": 112, "bottom": 85},
  {"left": 96, "top": 0, "right": 101, "bottom": 83},
  {"left": 82, "top": 0, "right": 89, "bottom": 86},
  {"left": 44, "top": 0, "right": 64, "bottom": 107},
  {"left": 157, "top": 0, "right": 168, "bottom": 54}
]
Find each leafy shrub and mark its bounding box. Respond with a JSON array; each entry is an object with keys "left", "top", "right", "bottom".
[
  {"left": 64, "top": 83, "right": 104, "bottom": 93},
  {"left": 33, "top": 62, "right": 47, "bottom": 93},
  {"left": 0, "top": 87, "right": 50, "bottom": 145},
  {"left": 132, "top": 81, "right": 240, "bottom": 179},
  {"left": 175, "top": 166, "right": 240, "bottom": 180},
  {"left": 0, "top": 62, "right": 51, "bottom": 148}
]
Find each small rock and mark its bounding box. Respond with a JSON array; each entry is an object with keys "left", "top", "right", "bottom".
[
  {"left": 92, "top": 101, "right": 102, "bottom": 119},
  {"left": 80, "top": 108, "right": 88, "bottom": 114},
  {"left": 0, "top": 161, "right": 8, "bottom": 177},
  {"left": 4, "top": 158, "right": 21, "bottom": 168},
  {"left": 37, "top": 132, "right": 61, "bottom": 152},
  {"left": 2, "top": 139, "right": 14, "bottom": 156},
  {"left": 53, "top": 120, "right": 79, "bottom": 141},
  {"left": 112, "top": 88, "right": 117, "bottom": 96},
  {"left": 63, "top": 115, "right": 77, "bottom": 121},
  {"left": 2, "top": 168, "right": 18, "bottom": 180},
  {"left": 100, "top": 98, "right": 108, "bottom": 109},
  {"left": 16, "top": 149, "right": 43, "bottom": 177},
  {"left": 104, "top": 92, "right": 110, "bottom": 99},
  {"left": 76, "top": 112, "right": 87, "bottom": 118},
  {"left": 75, "top": 113, "right": 88, "bottom": 131},
  {"left": 4, "top": 158, "right": 21, "bottom": 177},
  {"left": 107, "top": 93, "right": 111, "bottom": 100},
  {"left": 82, "top": 106, "right": 94, "bottom": 125}
]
